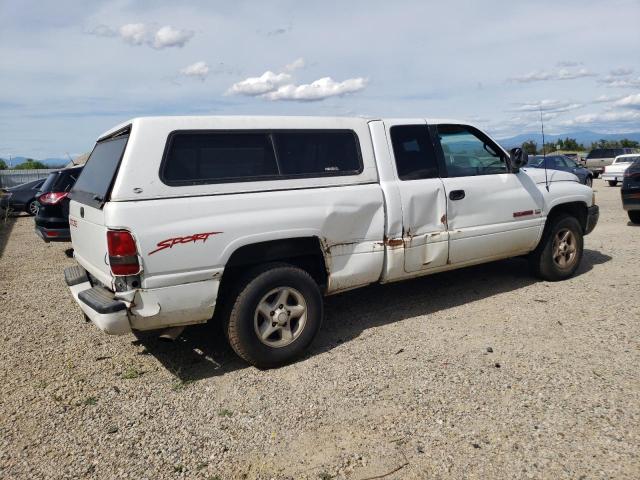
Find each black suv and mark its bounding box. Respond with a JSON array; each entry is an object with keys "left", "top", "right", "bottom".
[
  {"left": 621, "top": 158, "right": 640, "bottom": 224},
  {"left": 34, "top": 166, "right": 83, "bottom": 242}
]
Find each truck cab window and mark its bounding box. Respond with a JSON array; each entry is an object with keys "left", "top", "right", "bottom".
[
  {"left": 436, "top": 125, "right": 508, "bottom": 177},
  {"left": 390, "top": 125, "right": 439, "bottom": 180}
]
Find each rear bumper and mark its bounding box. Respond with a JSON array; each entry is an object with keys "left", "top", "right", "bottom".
[
  {"left": 64, "top": 265, "right": 131, "bottom": 334},
  {"left": 601, "top": 173, "right": 624, "bottom": 182},
  {"left": 64, "top": 265, "right": 220, "bottom": 335},
  {"left": 585, "top": 205, "right": 599, "bottom": 235},
  {"left": 35, "top": 225, "right": 71, "bottom": 242}
]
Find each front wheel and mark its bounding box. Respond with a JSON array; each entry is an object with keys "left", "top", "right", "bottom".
[
  {"left": 585, "top": 176, "right": 593, "bottom": 187},
  {"left": 226, "top": 264, "right": 323, "bottom": 368},
  {"left": 608, "top": 180, "right": 618, "bottom": 187},
  {"left": 529, "top": 215, "right": 584, "bottom": 281},
  {"left": 629, "top": 211, "right": 640, "bottom": 224}
]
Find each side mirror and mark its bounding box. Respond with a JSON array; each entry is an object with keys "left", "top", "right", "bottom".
[{"left": 509, "top": 148, "right": 528, "bottom": 172}]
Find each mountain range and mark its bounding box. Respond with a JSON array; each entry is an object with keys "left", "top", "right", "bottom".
[{"left": 497, "top": 131, "right": 640, "bottom": 149}]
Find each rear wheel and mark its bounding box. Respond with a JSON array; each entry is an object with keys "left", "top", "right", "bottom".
[
  {"left": 629, "top": 211, "right": 640, "bottom": 224},
  {"left": 26, "top": 199, "right": 38, "bottom": 216},
  {"left": 592, "top": 172, "right": 599, "bottom": 179},
  {"left": 608, "top": 180, "right": 618, "bottom": 187},
  {"left": 529, "top": 215, "right": 583, "bottom": 281},
  {"left": 226, "top": 263, "right": 323, "bottom": 368}
]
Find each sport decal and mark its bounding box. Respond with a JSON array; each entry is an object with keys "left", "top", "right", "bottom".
[
  {"left": 513, "top": 209, "right": 541, "bottom": 218},
  {"left": 148, "top": 231, "right": 222, "bottom": 255}
]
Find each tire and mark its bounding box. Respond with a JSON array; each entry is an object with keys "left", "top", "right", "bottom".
[
  {"left": 592, "top": 172, "right": 599, "bottom": 179},
  {"left": 529, "top": 215, "right": 584, "bottom": 281},
  {"left": 585, "top": 176, "right": 593, "bottom": 187},
  {"left": 226, "top": 263, "right": 323, "bottom": 368},
  {"left": 608, "top": 180, "right": 618, "bottom": 187},
  {"left": 629, "top": 211, "right": 640, "bottom": 224},
  {"left": 26, "top": 199, "right": 38, "bottom": 216}
]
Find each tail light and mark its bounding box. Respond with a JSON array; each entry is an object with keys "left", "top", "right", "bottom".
[
  {"left": 106, "top": 230, "right": 140, "bottom": 275},
  {"left": 38, "top": 192, "right": 68, "bottom": 205}
]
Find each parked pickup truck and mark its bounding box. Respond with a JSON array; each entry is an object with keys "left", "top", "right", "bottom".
[
  {"left": 585, "top": 148, "right": 638, "bottom": 178},
  {"left": 64, "top": 116, "right": 599, "bottom": 368}
]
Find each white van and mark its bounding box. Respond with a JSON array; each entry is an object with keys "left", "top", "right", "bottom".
[{"left": 65, "top": 116, "right": 599, "bottom": 368}]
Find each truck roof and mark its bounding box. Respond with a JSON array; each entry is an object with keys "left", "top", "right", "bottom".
[{"left": 98, "top": 115, "right": 470, "bottom": 140}]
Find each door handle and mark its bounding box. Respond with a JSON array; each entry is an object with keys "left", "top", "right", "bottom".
[{"left": 449, "top": 190, "right": 465, "bottom": 201}]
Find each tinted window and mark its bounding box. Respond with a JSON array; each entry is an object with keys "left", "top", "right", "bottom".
[
  {"left": 41, "top": 168, "right": 83, "bottom": 193},
  {"left": 72, "top": 135, "right": 128, "bottom": 206},
  {"left": 274, "top": 131, "right": 360, "bottom": 176},
  {"left": 437, "top": 125, "right": 508, "bottom": 177},
  {"left": 390, "top": 125, "right": 439, "bottom": 180},
  {"left": 163, "top": 132, "right": 278, "bottom": 184},
  {"left": 587, "top": 148, "right": 625, "bottom": 159}
]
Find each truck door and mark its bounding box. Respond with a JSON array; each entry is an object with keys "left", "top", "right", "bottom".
[
  {"left": 431, "top": 123, "right": 544, "bottom": 265},
  {"left": 386, "top": 121, "right": 449, "bottom": 273}
]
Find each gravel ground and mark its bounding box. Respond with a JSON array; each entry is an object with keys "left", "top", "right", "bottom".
[{"left": 1, "top": 178, "right": 638, "bottom": 479}]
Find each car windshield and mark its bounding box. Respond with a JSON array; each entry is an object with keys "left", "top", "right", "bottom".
[
  {"left": 529, "top": 156, "right": 564, "bottom": 168},
  {"left": 615, "top": 155, "right": 640, "bottom": 164}
]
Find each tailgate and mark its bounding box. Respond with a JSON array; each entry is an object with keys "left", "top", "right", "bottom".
[
  {"left": 68, "top": 132, "right": 130, "bottom": 287},
  {"left": 69, "top": 201, "right": 112, "bottom": 286}
]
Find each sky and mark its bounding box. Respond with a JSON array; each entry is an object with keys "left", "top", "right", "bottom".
[{"left": 1, "top": 0, "right": 639, "bottom": 159}]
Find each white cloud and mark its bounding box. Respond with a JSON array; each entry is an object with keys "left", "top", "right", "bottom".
[
  {"left": 614, "top": 93, "right": 640, "bottom": 109},
  {"left": 180, "top": 61, "right": 209, "bottom": 80},
  {"left": 89, "top": 23, "right": 193, "bottom": 49},
  {"left": 153, "top": 25, "right": 194, "bottom": 49},
  {"left": 593, "top": 94, "right": 625, "bottom": 103},
  {"left": 560, "top": 110, "right": 640, "bottom": 127},
  {"left": 510, "top": 70, "right": 553, "bottom": 83},
  {"left": 511, "top": 99, "right": 582, "bottom": 113},
  {"left": 119, "top": 23, "right": 148, "bottom": 46},
  {"left": 284, "top": 58, "right": 305, "bottom": 72},
  {"left": 610, "top": 67, "right": 634, "bottom": 77},
  {"left": 227, "top": 71, "right": 292, "bottom": 96},
  {"left": 598, "top": 76, "right": 640, "bottom": 88},
  {"left": 264, "top": 77, "right": 368, "bottom": 101},
  {"left": 556, "top": 68, "right": 596, "bottom": 80},
  {"left": 510, "top": 67, "right": 596, "bottom": 83}
]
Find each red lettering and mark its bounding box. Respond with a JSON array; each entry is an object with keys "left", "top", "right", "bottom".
[{"left": 148, "top": 232, "right": 222, "bottom": 255}]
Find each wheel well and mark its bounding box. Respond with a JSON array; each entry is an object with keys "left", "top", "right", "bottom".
[
  {"left": 547, "top": 202, "right": 588, "bottom": 232},
  {"left": 221, "top": 237, "right": 328, "bottom": 292}
]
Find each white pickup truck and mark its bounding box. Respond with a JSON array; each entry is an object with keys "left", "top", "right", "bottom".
[{"left": 65, "top": 116, "right": 599, "bottom": 368}]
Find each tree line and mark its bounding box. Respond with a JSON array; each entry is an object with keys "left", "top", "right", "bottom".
[
  {"left": 0, "top": 159, "right": 51, "bottom": 170},
  {"left": 521, "top": 138, "right": 640, "bottom": 155}
]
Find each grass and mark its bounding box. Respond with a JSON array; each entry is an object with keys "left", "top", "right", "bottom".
[
  {"left": 171, "top": 379, "right": 194, "bottom": 392},
  {"left": 121, "top": 367, "right": 141, "bottom": 379},
  {"left": 84, "top": 396, "right": 97, "bottom": 406},
  {"left": 217, "top": 408, "right": 233, "bottom": 418}
]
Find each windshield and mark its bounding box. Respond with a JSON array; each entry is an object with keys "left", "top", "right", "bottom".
[
  {"left": 587, "top": 148, "right": 625, "bottom": 159},
  {"left": 71, "top": 134, "right": 128, "bottom": 207},
  {"left": 615, "top": 155, "right": 640, "bottom": 164},
  {"left": 529, "top": 156, "right": 564, "bottom": 168}
]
